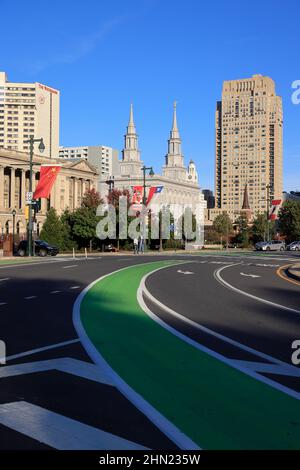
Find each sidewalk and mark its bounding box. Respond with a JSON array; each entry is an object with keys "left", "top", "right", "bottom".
[{"left": 287, "top": 263, "right": 300, "bottom": 281}]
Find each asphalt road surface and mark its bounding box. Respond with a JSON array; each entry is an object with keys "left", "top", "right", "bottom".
[{"left": 0, "top": 252, "right": 299, "bottom": 449}]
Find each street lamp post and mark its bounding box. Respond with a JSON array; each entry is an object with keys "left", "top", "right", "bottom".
[
  {"left": 105, "top": 175, "right": 115, "bottom": 195},
  {"left": 141, "top": 166, "right": 154, "bottom": 206},
  {"left": 24, "top": 136, "right": 45, "bottom": 256},
  {"left": 12, "top": 209, "right": 16, "bottom": 255},
  {"left": 141, "top": 166, "right": 154, "bottom": 251}
]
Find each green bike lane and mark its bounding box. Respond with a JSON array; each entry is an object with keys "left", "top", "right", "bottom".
[{"left": 79, "top": 260, "right": 300, "bottom": 449}]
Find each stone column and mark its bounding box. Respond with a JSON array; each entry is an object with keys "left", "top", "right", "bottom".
[
  {"left": 21, "top": 169, "right": 26, "bottom": 210},
  {"left": 10, "top": 168, "right": 16, "bottom": 209},
  {"left": 0, "top": 166, "right": 4, "bottom": 210},
  {"left": 74, "top": 178, "right": 78, "bottom": 209}
]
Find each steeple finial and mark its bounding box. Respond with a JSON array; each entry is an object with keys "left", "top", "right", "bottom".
[
  {"left": 127, "top": 103, "right": 136, "bottom": 134},
  {"left": 129, "top": 103, "right": 134, "bottom": 125},
  {"left": 170, "top": 101, "right": 180, "bottom": 139}
]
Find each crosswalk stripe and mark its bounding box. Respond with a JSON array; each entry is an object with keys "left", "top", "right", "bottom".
[{"left": 0, "top": 401, "right": 148, "bottom": 450}]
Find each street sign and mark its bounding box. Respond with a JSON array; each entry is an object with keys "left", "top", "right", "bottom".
[{"left": 25, "top": 192, "right": 33, "bottom": 205}]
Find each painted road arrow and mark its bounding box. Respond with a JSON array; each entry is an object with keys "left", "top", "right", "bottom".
[
  {"left": 240, "top": 272, "right": 261, "bottom": 278},
  {"left": 177, "top": 270, "right": 194, "bottom": 275}
]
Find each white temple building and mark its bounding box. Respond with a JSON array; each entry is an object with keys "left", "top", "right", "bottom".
[{"left": 99, "top": 103, "right": 206, "bottom": 232}]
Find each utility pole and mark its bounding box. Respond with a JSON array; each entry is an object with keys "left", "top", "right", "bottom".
[{"left": 24, "top": 136, "right": 45, "bottom": 256}]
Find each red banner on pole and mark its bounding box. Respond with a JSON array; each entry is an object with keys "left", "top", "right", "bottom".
[{"left": 33, "top": 165, "right": 61, "bottom": 199}]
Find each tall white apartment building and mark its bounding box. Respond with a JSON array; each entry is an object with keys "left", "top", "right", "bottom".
[{"left": 0, "top": 71, "right": 59, "bottom": 159}]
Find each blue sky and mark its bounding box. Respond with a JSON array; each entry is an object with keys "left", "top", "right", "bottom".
[{"left": 1, "top": 0, "right": 299, "bottom": 191}]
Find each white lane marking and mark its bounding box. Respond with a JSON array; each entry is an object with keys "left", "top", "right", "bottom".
[
  {"left": 231, "top": 361, "right": 300, "bottom": 377},
  {"left": 0, "top": 357, "right": 114, "bottom": 386},
  {"left": 73, "top": 260, "right": 200, "bottom": 451},
  {"left": 70, "top": 286, "right": 80, "bottom": 290},
  {"left": 240, "top": 273, "right": 261, "bottom": 278},
  {"left": 215, "top": 264, "right": 300, "bottom": 315},
  {"left": 209, "top": 261, "right": 231, "bottom": 264},
  {"left": 50, "top": 290, "right": 61, "bottom": 294},
  {"left": 0, "top": 302, "right": 7, "bottom": 306},
  {"left": 139, "top": 268, "right": 300, "bottom": 401},
  {"left": 0, "top": 258, "right": 82, "bottom": 270},
  {"left": 0, "top": 401, "right": 147, "bottom": 450},
  {"left": 0, "top": 278, "right": 10, "bottom": 282},
  {"left": 177, "top": 270, "right": 194, "bottom": 275},
  {"left": 63, "top": 265, "right": 78, "bottom": 269},
  {"left": 5, "top": 339, "right": 80, "bottom": 362},
  {"left": 24, "top": 296, "right": 37, "bottom": 300}
]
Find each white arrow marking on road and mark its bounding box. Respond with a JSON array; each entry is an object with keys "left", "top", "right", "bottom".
[
  {"left": 240, "top": 273, "right": 260, "bottom": 278},
  {"left": 177, "top": 270, "right": 194, "bottom": 275},
  {"left": 0, "top": 401, "right": 148, "bottom": 450}
]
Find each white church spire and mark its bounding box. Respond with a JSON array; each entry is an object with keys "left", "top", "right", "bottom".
[
  {"left": 170, "top": 101, "right": 180, "bottom": 140},
  {"left": 163, "top": 102, "right": 187, "bottom": 180},
  {"left": 120, "top": 103, "right": 142, "bottom": 176}
]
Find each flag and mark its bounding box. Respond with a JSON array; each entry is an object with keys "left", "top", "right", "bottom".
[
  {"left": 131, "top": 186, "right": 144, "bottom": 205},
  {"left": 146, "top": 186, "right": 163, "bottom": 205},
  {"left": 269, "top": 199, "right": 282, "bottom": 220},
  {"left": 33, "top": 165, "right": 61, "bottom": 199}
]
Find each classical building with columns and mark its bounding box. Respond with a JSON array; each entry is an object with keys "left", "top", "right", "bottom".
[
  {"left": 0, "top": 148, "right": 98, "bottom": 237},
  {"left": 100, "top": 104, "right": 206, "bottom": 226}
]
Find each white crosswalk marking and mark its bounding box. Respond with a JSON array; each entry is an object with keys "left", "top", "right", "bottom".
[{"left": 0, "top": 401, "right": 148, "bottom": 450}]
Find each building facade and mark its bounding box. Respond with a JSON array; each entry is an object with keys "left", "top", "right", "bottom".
[
  {"left": 100, "top": 104, "right": 206, "bottom": 232},
  {"left": 59, "top": 145, "right": 119, "bottom": 192},
  {"left": 214, "top": 74, "right": 283, "bottom": 220},
  {"left": 0, "top": 148, "right": 98, "bottom": 237},
  {"left": 0, "top": 72, "right": 60, "bottom": 159}
]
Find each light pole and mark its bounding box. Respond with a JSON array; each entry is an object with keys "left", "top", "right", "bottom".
[
  {"left": 24, "top": 136, "right": 45, "bottom": 256},
  {"left": 105, "top": 175, "right": 115, "bottom": 195},
  {"left": 141, "top": 166, "right": 154, "bottom": 251},
  {"left": 141, "top": 166, "right": 154, "bottom": 206},
  {"left": 12, "top": 209, "right": 16, "bottom": 255}
]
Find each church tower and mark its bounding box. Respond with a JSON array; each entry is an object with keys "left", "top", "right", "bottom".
[
  {"left": 120, "top": 104, "right": 143, "bottom": 176},
  {"left": 188, "top": 159, "right": 198, "bottom": 183},
  {"left": 163, "top": 102, "right": 188, "bottom": 181}
]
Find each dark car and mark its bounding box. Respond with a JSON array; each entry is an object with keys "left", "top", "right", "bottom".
[{"left": 17, "top": 240, "right": 59, "bottom": 257}]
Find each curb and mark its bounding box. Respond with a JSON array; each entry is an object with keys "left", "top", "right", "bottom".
[{"left": 286, "top": 263, "right": 300, "bottom": 282}]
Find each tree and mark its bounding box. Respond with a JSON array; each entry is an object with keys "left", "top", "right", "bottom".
[
  {"left": 82, "top": 188, "right": 103, "bottom": 209},
  {"left": 251, "top": 213, "right": 276, "bottom": 244},
  {"left": 213, "top": 212, "right": 233, "bottom": 246},
  {"left": 278, "top": 200, "right": 300, "bottom": 243},
  {"left": 234, "top": 214, "right": 250, "bottom": 248},
  {"left": 40, "top": 208, "right": 66, "bottom": 249}
]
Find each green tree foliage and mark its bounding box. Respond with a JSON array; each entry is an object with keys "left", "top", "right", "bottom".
[
  {"left": 251, "top": 213, "right": 276, "bottom": 244},
  {"left": 40, "top": 208, "right": 66, "bottom": 249},
  {"left": 213, "top": 212, "right": 233, "bottom": 245},
  {"left": 234, "top": 214, "right": 250, "bottom": 247},
  {"left": 278, "top": 200, "right": 300, "bottom": 242}
]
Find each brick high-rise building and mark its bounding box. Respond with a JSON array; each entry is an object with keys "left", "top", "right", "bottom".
[{"left": 215, "top": 74, "right": 283, "bottom": 220}]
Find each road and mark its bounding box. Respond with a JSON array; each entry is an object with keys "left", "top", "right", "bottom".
[{"left": 0, "top": 252, "right": 299, "bottom": 449}]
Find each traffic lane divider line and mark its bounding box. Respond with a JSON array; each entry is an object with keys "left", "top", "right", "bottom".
[
  {"left": 73, "top": 260, "right": 200, "bottom": 451},
  {"left": 214, "top": 264, "right": 300, "bottom": 315},
  {"left": 77, "top": 262, "right": 300, "bottom": 449},
  {"left": 5, "top": 339, "right": 80, "bottom": 362},
  {"left": 141, "top": 269, "right": 300, "bottom": 378}
]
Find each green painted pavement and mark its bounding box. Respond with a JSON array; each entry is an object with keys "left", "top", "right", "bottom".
[{"left": 81, "top": 261, "right": 300, "bottom": 449}]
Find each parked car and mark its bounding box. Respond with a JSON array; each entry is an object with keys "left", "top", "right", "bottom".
[
  {"left": 255, "top": 240, "right": 286, "bottom": 251},
  {"left": 17, "top": 240, "right": 59, "bottom": 257},
  {"left": 287, "top": 241, "right": 300, "bottom": 251}
]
